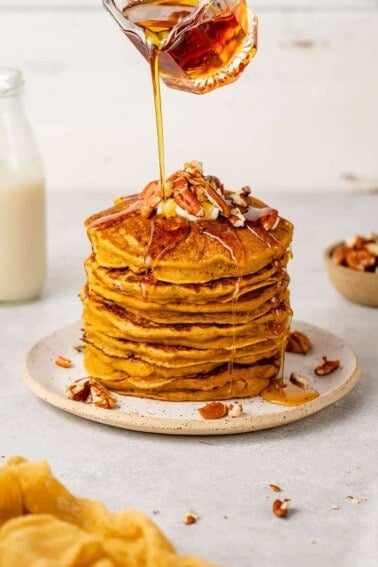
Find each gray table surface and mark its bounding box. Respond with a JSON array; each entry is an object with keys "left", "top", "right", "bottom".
[{"left": 1, "top": 191, "right": 377, "bottom": 567}]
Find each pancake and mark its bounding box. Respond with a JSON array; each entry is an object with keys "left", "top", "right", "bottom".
[
  {"left": 84, "top": 254, "right": 289, "bottom": 304},
  {"left": 84, "top": 324, "right": 283, "bottom": 365},
  {"left": 81, "top": 162, "right": 293, "bottom": 401},
  {"left": 84, "top": 342, "right": 277, "bottom": 401},
  {"left": 86, "top": 208, "right": 293, "bottom": 284},
  {"left": 82, "top": 292, "right": 291, "bottom": 349},
  {"left": 83, "top": 273, "right": 290, "bottom": 324}
]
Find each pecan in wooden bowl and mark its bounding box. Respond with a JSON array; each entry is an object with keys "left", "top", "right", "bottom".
[{"left": 324, "top": 234, "right": 378, "bottom": 307}]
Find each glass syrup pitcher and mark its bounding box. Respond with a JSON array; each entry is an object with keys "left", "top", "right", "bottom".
[{"left": 103, "top": 0, "right": 258, "bottom": 94}]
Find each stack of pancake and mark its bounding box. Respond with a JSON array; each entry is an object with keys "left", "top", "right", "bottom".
[{"left": 82, "top": 162, "right": 293, "bottom": 401}]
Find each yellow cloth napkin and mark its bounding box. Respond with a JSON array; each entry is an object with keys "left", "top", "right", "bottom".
[{"left": 0, "top": 457, "right": 218, "bottom": 567}]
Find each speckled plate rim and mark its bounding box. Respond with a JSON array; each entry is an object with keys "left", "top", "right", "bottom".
[{"left": 22, "top": 321, "right": 360, "bottom": 435}]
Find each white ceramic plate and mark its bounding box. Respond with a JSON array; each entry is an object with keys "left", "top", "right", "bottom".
[{"left": 22, "top": 321, "right": 360, "bottom": 435}]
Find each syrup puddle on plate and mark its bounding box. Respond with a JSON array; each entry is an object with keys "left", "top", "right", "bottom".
[{"left": 261, "top": 378, "right": 320, "bottom": 407}]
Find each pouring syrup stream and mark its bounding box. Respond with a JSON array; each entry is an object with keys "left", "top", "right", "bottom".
[{"left": 149, "top": 47, "right": 167, "bottom": 199}]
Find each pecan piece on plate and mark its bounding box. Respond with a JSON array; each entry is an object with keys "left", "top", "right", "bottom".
[
  {"left": 227, "top": 402, "right": 243, "bottom": 418},
  {"left": 55, "top": 355, "right": 72, "bottom": 368},
  {"left": 198, "top": 401, "right": 228, "bottom": 420},
  {"left": 314, "top": 356, "right": 340, "bottom": 376},
  {"left": 65, "top": 377, "right": 91, "bottom": 402},
  {"left": 90, "top": 382, "right": 118, "bottom": 409},
  {"left": 65, "top": 377, "right": 117, "bottom": 409},
  {"left": 289, "top": 372, "right": 310, "bottom": 389},
  {"left": 285, "top": 331, "right": 312, "bottom": 355}
]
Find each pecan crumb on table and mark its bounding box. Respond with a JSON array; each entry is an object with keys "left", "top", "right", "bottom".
[
  {"left": 183, "top": 511, "right": 199, "bottom": 525},
  {"left": 272, "top": 499, "right": 291, "bottom": 518}
]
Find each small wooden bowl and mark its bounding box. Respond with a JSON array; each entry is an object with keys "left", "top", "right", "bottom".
[{"left": 324, "top": 244, "right": 378, "bottom": 307}]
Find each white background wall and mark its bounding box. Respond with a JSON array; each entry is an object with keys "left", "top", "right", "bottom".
[{"left": 0, "top": 1, "right": 377, "bottom": 194}]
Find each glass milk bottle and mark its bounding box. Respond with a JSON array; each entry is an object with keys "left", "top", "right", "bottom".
[{"left": 0, "top": 68, "right": 46, "bottom": 302}]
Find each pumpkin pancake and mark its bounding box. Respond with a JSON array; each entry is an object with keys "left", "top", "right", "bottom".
[
  {"left": 84, "top": 343, "right": 278, "bottom": 401},
  {"left": 84, "top": 324, "right": 283, "bottom": 366},
  {"left": 86, "top": 207, "right": 293, "bottom": 284},
  {"left": 82, "top": 294, "right": 291, "bottom": 349},
  {"left": 83, "top": 276, "right": 290, "bottom": 324},
  {"left": 84, "top": 254, "right": 289, "bottom": 304}
]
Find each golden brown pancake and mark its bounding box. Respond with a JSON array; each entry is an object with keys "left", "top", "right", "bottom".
[
  {"left": 86, "top": 207, "right": 293, "bottom": 284},
  {"left": 81, "top": 162, "right": 293, "bottom": 401},
  {"left": 84, "top": 324, "right": 283, "bottom": 365},
  {"left": 84, "top": 254, "right": 289, "bottom": 304}
]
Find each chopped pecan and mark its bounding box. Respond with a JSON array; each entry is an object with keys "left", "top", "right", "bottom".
[
  {"left": 65, "top": 377, "right": 91, "bottom": 401},
  {"left": 139, "top": 180, "right": 162, "bottom": 218},
  {"left": 198, "top": 401, "right": 228, "bottom": 420},
  {"left": 183, "top": 511, "right": 199, "bottom": 525},
  {"left": 90, "top": 382, "right": 118, "bottom": 409},
  {"left": 272, "top": 499, "right": 291, "bottom": 518},
  {"left": 228, "top": 208, "right": 246, "bottom": 228},
  {"left": 65, "top": 377, "right": 117, "bottom": 409},
  {"left": 132, "top": 163, "right": 285, "bottom": 230},
  {"left": 314, "top": 356, "right": 340, "bottom": 376},
  {"left": 332, "top": 234, "right": 378, "bottom": 272},
  {"left": 184, "top": 160, "right": 203, "bottom": 176},
  {"left": 227, "top": 186, "right": 251, "bottom": 208},
  {"left": 269, "top": 484, "right": 281, "bottom": 493},
  {"left": 55, "top": 356, "right": 72, "bottom": 368},
  {"left": 346, "top": 235, "right": 366, "bottom": 249},
  {"left": 345, "top": 249, "right": 376, "bottom": 271},
  {"left": 204, "top": 185, "right": 231, "bottom": 217},
  {"left": 205, "top": 175, "right": 224, "bottom": 193},
  {"left": 285, "top": 331, "right": 312, "bottom": 355},
  {"left": 289, "top": 372, "right": 310, "bottom": 389},
  {"left": 331, "top": 244, "right": 349, "bottom": 265},
  {"left": 260, "top": 208, "right": 279, "bottom": 231},
  {"left": 366, "top": 242, "right": 378, "bottom": 256},
  {"left": 227, "top": 402, "right": 243, "bottom": 418},
  {"left": 172, "top": 174, "right": 204, "bottom": 217}
]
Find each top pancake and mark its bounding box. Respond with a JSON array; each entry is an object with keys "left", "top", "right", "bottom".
[{"left": 85, "top": 196, "right": 293, "bottom": 284}]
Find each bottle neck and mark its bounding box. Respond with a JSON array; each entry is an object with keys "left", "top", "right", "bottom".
[{"left": 0, "top": 91, "right": 43, "bottom": 179}]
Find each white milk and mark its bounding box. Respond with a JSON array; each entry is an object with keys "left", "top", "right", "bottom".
[{"left": 0, "top": 163, "right": 46, "bottom": 302}]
